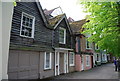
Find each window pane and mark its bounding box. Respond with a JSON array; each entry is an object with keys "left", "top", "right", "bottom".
[
  {"left": 59, "top": 28, "right": 65, "bottom": 43},
  {"left": 69, "top": 53, "right": 74, "bottom": 65},
  {"left": 26, "top": 22, "right": 29, "bottom": 26},
  {"left": 27, "top": 18, "right": 29, "bottom": 22},
  {"left": 46, "top": 52, "right": 50, "bottom": 68},
  {"left": 30, "top": 19, "right": 33, "bottom": 23},
  {"left": 29, "top": 23, "right": 32, "bottom": 27},
  {"left": 23, "top": 16, "right": 26, "bottom": 21},
  {"left": 86, "top": 56, "right": 89, "bottom": 65}
]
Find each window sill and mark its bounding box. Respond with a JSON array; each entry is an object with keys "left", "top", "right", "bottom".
[
  {"left": 86, "top": 65, "right": 90, "bottom": 67},
  {"left": 59, "top": 42, "right": 66, "bottom": 44},
  {"left": 44, "top": 68, "right": 52, "bottom": 71},
  {"left": 69, "top": 64, "right": 75, "bottom": 67},
  {"left": 20, "top": 35, "right": 34, "bottom": 39},
  {"left": 86, "top": 48, "right": 92, "bottom": 50}
]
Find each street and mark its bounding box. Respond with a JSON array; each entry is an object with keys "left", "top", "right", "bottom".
[{"left": 51, "top": 63, "right": 119, "bottom": 79}]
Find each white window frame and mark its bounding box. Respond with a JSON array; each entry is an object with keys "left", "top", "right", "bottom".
[
  {"left": 69, "top": 52, "right": 75, "bottom": 66},
  {"left": 59, "top": 27, "right": 66, "bottom": 44},
  {"left": 86, "top": 55, "right": 90, "bottom": 66},
  {"left": 86, "top": 40, "right": 92, "bottom": 49},
  {"left": 44, "top": 52, "right": 52, "bottom": 70},
  {"left": 20, "top": 12, "right": 35, "bottom": 38}
]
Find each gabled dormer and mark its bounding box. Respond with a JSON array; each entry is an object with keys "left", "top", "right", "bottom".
[{"left": 47, "top": 14, "right": 73, "bottom": 49}]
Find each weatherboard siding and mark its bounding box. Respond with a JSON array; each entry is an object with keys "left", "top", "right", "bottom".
[
  {"left": 10, "top": 2, "right": 53, "bottom": 51},
  {"left": 54, "top": 19, "right": 73, "bottom": 49}
]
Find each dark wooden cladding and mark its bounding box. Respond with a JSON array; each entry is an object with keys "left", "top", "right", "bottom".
[
  {"left": 10, "top": 2, "right": 53, "bottom": 51},
  {"left": 53, "top": 19, "right": 74, "bottom": 49}
]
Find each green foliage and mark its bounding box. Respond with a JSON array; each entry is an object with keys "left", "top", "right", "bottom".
[
  {"left": 13, "top": 0, "right": 17, "bottom": 6},
  {"left": 80, "top": 2, "right": 120, "bottom": 57}
]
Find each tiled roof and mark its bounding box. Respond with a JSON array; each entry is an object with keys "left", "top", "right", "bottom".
[
  {"left": 70, "top": 19, "right": 86, "bottom": 34},
  {"left": 48, "top": 14, "right": 65, "bottom": 27}
]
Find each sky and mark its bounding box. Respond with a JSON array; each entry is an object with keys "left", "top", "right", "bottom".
[{"left": 39, "top": 0, "right": 88, "bottom": 21}]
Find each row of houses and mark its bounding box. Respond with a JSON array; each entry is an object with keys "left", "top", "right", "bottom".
[{"left": 7, "top": 1, "right": 111, "bottom": 79}]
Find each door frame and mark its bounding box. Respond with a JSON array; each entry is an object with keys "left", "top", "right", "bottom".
[
  {"left": 55, "top": 51, "right": 60, "bottom": 76},
  {"left": 55, "top": 49, "right": 69, "bottom": 76},
  {"left": 64, "top": 52, "right": 68, "bottom": 73}
]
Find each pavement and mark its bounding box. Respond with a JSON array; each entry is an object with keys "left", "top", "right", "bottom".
[{"left": 50, "top": 63, "right": 119, "bottom": 79}]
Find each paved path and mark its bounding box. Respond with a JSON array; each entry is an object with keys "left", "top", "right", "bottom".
[{"left": 51, "top": 63, "right": 119, "bottom": 79}]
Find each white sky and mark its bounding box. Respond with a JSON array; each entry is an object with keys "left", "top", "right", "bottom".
[{"left": 39, "top": 0, "right": 88, "bottom": 21}]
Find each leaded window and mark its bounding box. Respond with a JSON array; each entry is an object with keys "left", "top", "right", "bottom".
[{"left": 20, "top": 12, "right": 35, "bottom": 38}]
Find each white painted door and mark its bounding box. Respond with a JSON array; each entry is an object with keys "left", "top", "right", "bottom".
[{"left": 81, "top": 55, "right": 84, "bottom": 70}]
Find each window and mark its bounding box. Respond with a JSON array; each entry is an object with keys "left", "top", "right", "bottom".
[
  {"left": 86, "top": 56, "right": 90, "bottom": 66},
  {"left": 44, "top": 52, "right": 52, "bottom": 70},
  {"left": 20, "top": 12, "right": 35, "bottom": 38},
  {"left": 86, "top": 40, "right": 92, "bottom": 49},
  {"left": 95, "top": 44, "right": 99, "bottom": 50},
  {"left": 97, "top": 54, "right": 99, "bottom": 61},
  {"left": 69, "top": 52, "right": 74, "bottom": 66},
  {"left": 102, "top": 54, "right": 105, "bottom": 61},
  {"left": 59, "top": 27, "right": 66, "bottom": 44}
]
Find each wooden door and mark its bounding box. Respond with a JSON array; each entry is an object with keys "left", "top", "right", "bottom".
[{"left": 59, "top": 52, "right": 64, "bottom": 74}]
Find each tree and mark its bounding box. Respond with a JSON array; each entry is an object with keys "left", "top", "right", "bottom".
[{"left": 80, "top": 2, "right": 120, "bottom": 57}]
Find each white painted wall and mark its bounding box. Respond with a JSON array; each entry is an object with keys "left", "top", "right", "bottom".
[{"left": 0, "top": 1, "right": 14, "bottom": 80}]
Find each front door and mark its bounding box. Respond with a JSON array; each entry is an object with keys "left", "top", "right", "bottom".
[
  {"left": 59, "top": 52, "right": 64, "bottom": 74},
  {"left": 55, "top": 51, "right": 69, "bottom": 76}
]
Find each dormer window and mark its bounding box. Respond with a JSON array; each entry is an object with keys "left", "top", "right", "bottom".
[
  {"left": 59, "top": 27, "right": 66, "bottom": 44},
  {"left": 20, "top": 12, "right": 35, "bottom": 38}
]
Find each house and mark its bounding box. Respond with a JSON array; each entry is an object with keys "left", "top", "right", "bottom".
[
  {"left": 43, "top": 7, "right": 76, "bottom": 75},
  {"left": 8, "top": 1, "right": 76, "bottom": 79},
  {"left": 101, "top": 50, "right": 108, "bottom": 64},
  {"left": 8, "top": 1, "right": 55, "bottom": 79},
  {"left": 70, "top": 19, "right": 94, "bottom": 71},
  {"left": 47, "top": 13, "right": 76, "bottom": 76},
  {"left": 93, "top": 43, "right": 102, "bottom": 66}
]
